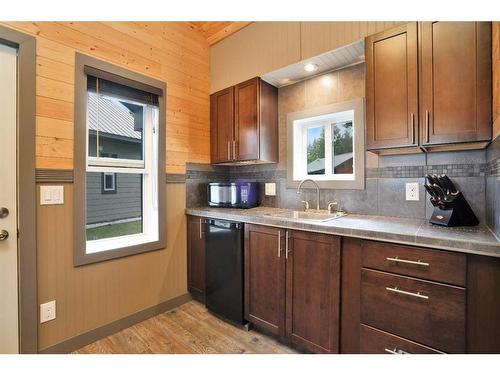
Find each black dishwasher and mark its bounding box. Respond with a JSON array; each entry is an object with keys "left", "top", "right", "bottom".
[{"left": 204, "top": 218, "right": 245, "bottom": 325}]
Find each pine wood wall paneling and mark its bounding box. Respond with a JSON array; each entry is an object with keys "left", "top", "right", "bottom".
[
  {"left": 0, "top": 22, "right": 208, "bottom": 351},
  {"left": 189, "top": 22, "right": 252, "bottom": 45},
  {"left": 299, "top": 21, "right": 403, "bottom": 59},
  {"left": 2, "top": 21, "right": 211, "bottom": 173},
  {"left": 210, "top": 22, "right": 302, "bottom": 93},
  {"left": 210, "top": 21, "right": 404, "bottom": 93},
  {"left": 493, "top": 22, "right": 500, "bottom": 139}
]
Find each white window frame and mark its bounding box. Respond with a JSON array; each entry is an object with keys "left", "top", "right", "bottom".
[
  {"left": 286, "top": 98, "right": 365, "bottom": 190},
  {"left": 85, "top": 95, "right": 159, "bottom": 254},
  {"left": 294, "top": 111, "right": 355, "bottom": 181},
  {"left": 102, "top": 172, "right": 116, "bottom": 192}
]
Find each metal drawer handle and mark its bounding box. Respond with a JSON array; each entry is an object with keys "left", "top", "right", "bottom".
[
  {"left": 386, "top": 256, "right": 429, "bottom": 267},
  {"left": 386, "top": 286, "right": 429, "bottom": 300},
  {"left": 384, "top": 347, "right": 409, "bottom": 354}
]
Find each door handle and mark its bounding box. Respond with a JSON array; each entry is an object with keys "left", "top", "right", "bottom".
[
  {"left": 0, "top": 207, "right": 9, "bottom": 219},
  {"left": 0, "top": 230, "right": 9, "bottom": 241}
]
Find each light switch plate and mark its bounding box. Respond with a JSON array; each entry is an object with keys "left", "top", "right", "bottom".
[
  {"left": 40, "top": 186, "right": 64, "bottom": 205},
  {"left": 265, "top": 183, "right": 276, "bottom": 196},
  {"left": 405, "top": 183, "right": 419, "bottom": 201},
  {"left": 40, "top": 300, "right": 56, "bottom": 323}
]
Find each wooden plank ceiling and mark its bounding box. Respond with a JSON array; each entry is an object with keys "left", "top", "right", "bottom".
[{"left": 188, "top": 22, "right": 252, "bottom": 45}]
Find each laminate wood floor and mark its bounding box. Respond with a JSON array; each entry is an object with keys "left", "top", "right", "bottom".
[{"left": 74, "top": 300, "right": 298, "bottom": 354}]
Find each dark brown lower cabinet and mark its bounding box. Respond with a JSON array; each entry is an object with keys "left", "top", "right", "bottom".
[
  {"left": 286, "top": 230, "right": 340, "bottom": 353},
  {"left": 360, "top": 268, "right": 465, "bottom": 353},
  {"left": 360, "top": 324, "right": 442, "bottom": 354},
  {"left": 466, "top": 255, "right": 500, "bottom": 353},
  {"left": 244, "top": 224, "right": 286, "bottom": 336},
  {"left": 244, "top": 224, "right": 341, "bottom": 353},
  {"left": 187, "top": 215, "right": 205, "bottom": 302},
  {"left": 341, "top": 239, "right": 500, "bottom": 354}
]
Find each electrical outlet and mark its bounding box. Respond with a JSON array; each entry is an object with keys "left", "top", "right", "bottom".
[
  {"left": 40, "top": 300, "right": 56, "bottom": 323},
  {"left": 265, "top": 183, "right": 276, "bottom": 196},
  {"left": 405, "top": 183, "right": 419, "bottom": 201}
]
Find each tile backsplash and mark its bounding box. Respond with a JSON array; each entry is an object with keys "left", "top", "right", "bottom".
[
  {"left": 486, "top": 136, "right": 500, "bottom": 238},
  {"left": 186, "top": 148, "right": 489, "bottom": 224},
  {"left": 186, "top": 63, "right": 498, "bottom": 236}
]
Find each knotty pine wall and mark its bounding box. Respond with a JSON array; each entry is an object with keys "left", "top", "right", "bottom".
[
  {"left": 2, "top": 21, "right": 211, "bottom": 173},
  {"left": 210, "top": 21, "right": 402, "bottom": 93},
  {"left": 1, "top": 22, "right": 210, "bottom": 351}
]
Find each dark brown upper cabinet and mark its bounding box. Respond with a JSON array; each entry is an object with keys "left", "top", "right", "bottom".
[
  {"left": 210, "top": 77, "right": 278, "bottom": 164},
  {"left": 210, "top": 87, "right": 234, "bottom": 163},
  {"left": 366, "top": 22, "right": 418, "bottom": 151},
  {"left": 366, "top": 22, "right": 492, "bottom": 154},
  {"left": 419, "top": 22, "right": 492, "bottom": 147}
]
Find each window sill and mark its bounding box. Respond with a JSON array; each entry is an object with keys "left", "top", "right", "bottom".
[
  {"left": 286, "top": 177, "right": 365, "bottom": 190},
  {"left": 74, "top": 236, "right": 166, "bottom": 267}
]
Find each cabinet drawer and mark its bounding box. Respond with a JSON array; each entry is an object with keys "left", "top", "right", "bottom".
[
  {"left": 361, "top": 268, "right": 466, "bottom": 353},
  {"left": 360, "top": 324, "right": 442, "bottom": 354},
  {"left": 362, "top": 240, "right": 466, "bottom": 286}
]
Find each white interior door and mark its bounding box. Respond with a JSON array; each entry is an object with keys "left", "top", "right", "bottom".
[{"left": 0, "top": 43, "right": 19, "bottom": 354}]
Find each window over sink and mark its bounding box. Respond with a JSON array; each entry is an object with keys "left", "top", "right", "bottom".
[{"left": 287, "top": 98, "right": 365, "bottom": 189}]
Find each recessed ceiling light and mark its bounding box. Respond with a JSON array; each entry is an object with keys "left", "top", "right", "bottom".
[{"left": 304, "top": 63, "right": 318, "bottom": 72}]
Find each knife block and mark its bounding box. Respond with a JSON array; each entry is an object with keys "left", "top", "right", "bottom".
[{"left": 429, "top": 191, "right": 479, "bottom": 227}]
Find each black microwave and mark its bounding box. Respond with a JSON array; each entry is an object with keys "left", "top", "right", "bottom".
[{"left": 207, "top": 182, "right": 260, "bottom": 208}]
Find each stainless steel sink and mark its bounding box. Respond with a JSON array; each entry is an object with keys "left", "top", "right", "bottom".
[{"left": 264, "top": 210, "right": 346, "bottom": 222}]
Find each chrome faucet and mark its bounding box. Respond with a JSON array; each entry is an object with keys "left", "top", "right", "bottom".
[{"left": 296, "top": 179, "right": 320, "bottom": 211}]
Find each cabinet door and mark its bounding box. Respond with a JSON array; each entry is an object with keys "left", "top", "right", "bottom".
[
  {"left": 285, "top": 231, "right": 341, "bottom": 353},
  {"left": 210, "top": 87, "right": 234, "bottom": 163},
  {"left": 187, "top": 216, "right": 205, "bottom": 302},
  {"left": 420, "top": 22, "right": 492, "bottom": 145},
  {"left": 366, "top": 22, "right": 418, "bottom": 150},
  {"left": 244, "top": 224, "right": 285, "bottom": 336},
  {"left": 235, "top": 78, "right": 260, "bottom": 161}
]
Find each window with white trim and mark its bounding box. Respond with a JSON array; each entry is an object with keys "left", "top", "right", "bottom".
[
  {"left": 287, "top": 99, "right": 365, "bottom": 190},
  {"left": 293, "top": 110, "right": 354, "bottom": 181},
  {"left": 85, "top": 76, "right": 159, "bottom": 254}
]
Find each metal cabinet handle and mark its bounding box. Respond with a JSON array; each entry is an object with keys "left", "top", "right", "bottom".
[
  {"left": 199, "top": 218, "right": 203, "bottom": 239},
  {"left": 277, "top": 230, "right": 281, "bottom": 258},
  {"left": 0, "top": 229, "right": 9, "bottom": 241},
  {"left": 232, "top": 140, "right": 236, "bottom": 160},
  {"left": 386, "top": 256, "right": 429, "bottom": 267},
  {"left": 285, "top": 231, "right": 290, "bottom": 259},
  {"left": 425, "top": 110, "right": 430, "bottom": 143},
  {"left": 384, "top": 347, "right": 409, "bottom": 354},
  {"left": 386, "top": 286, "right": 429, "bottom": 300},
  {"left": 227, "top": 141, "right": 231, "bottom": 160},
  {"left": 410, "top": 113, "right": 415, "bottom": 144}
]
